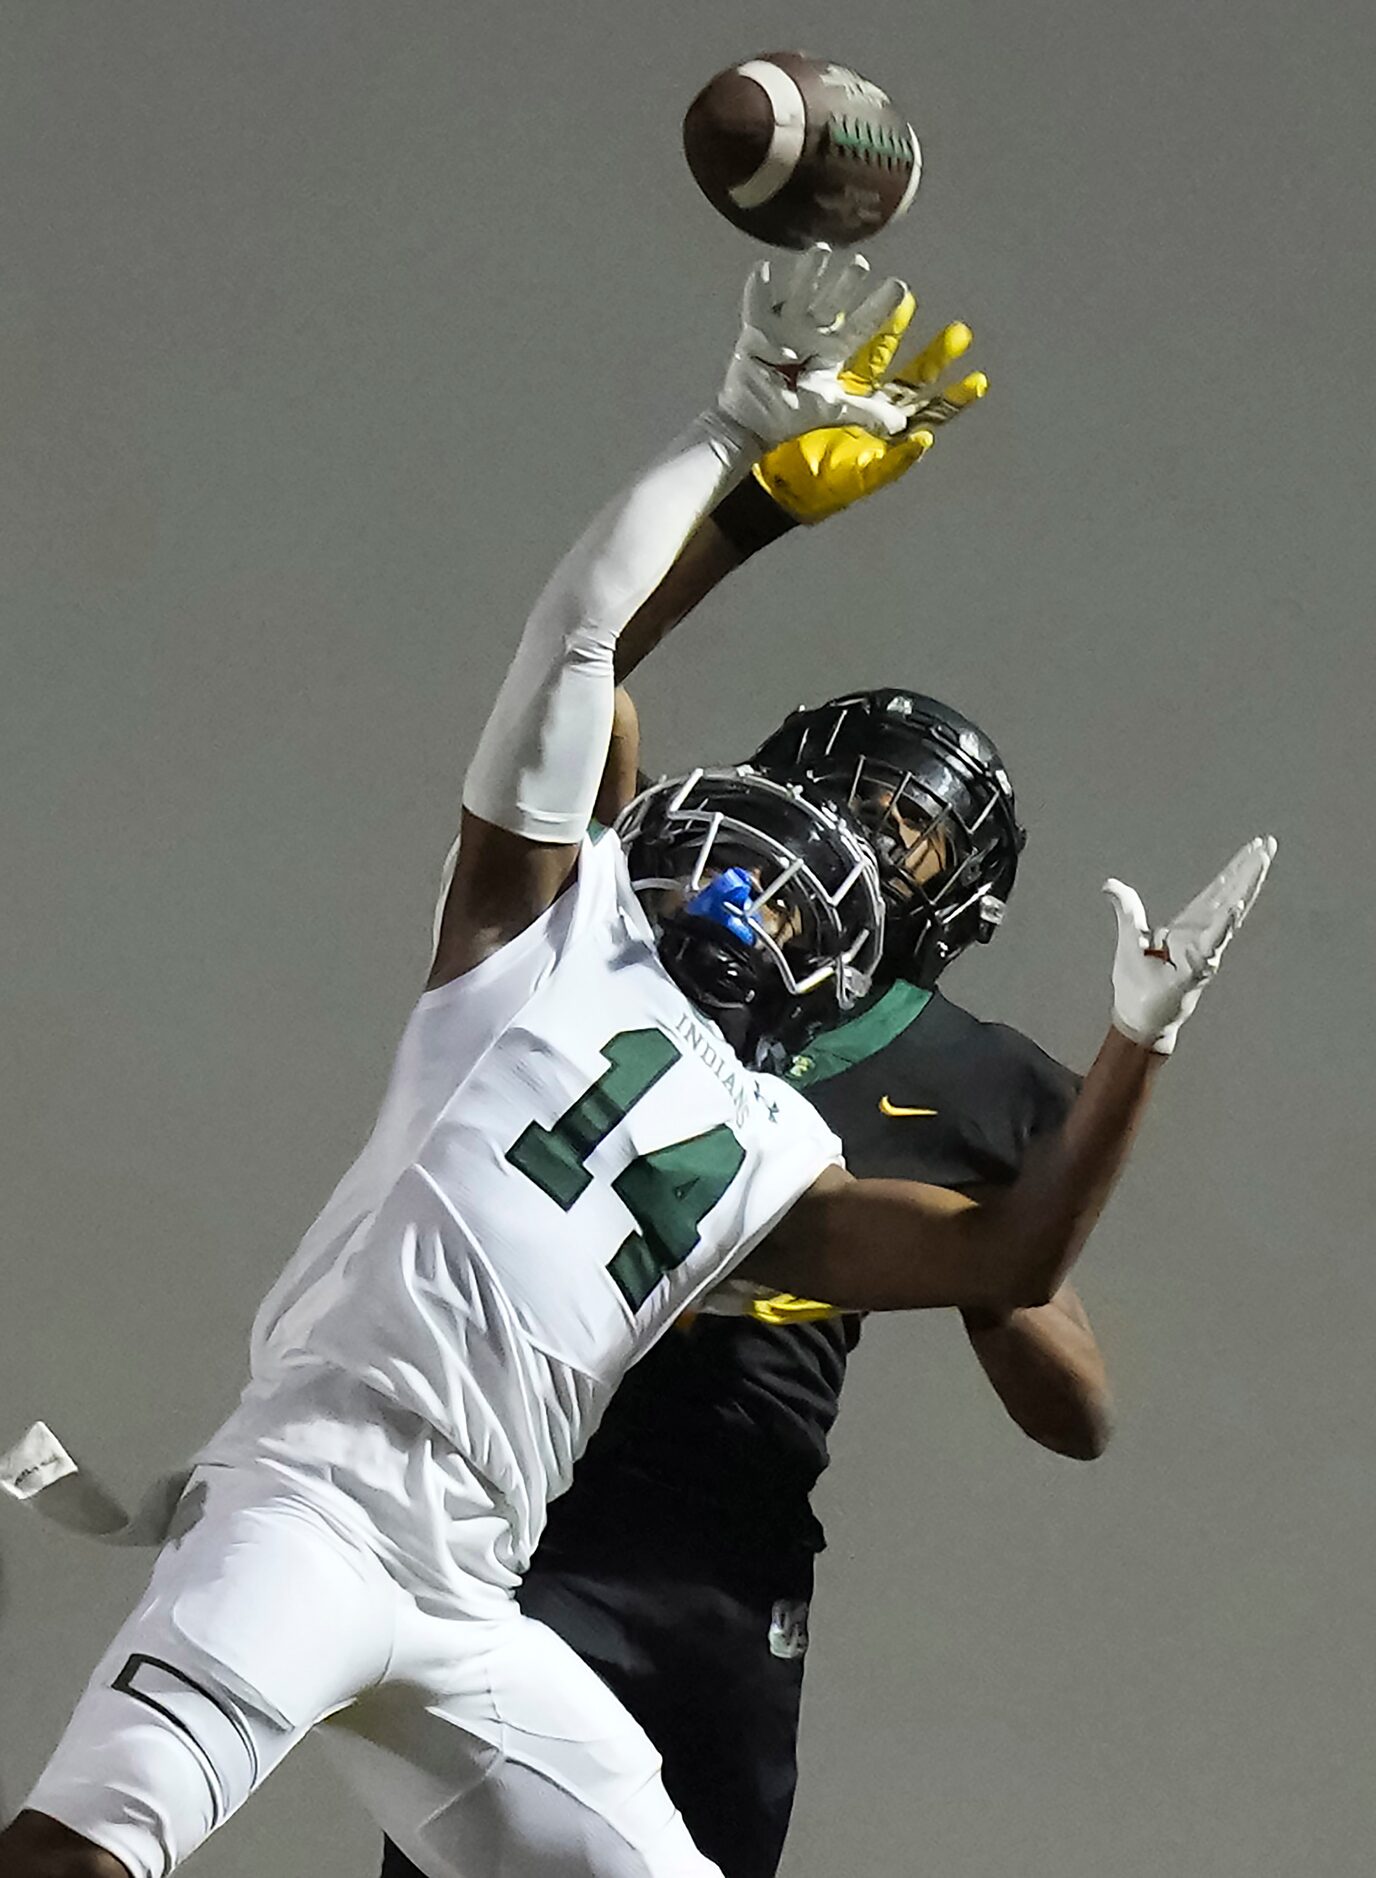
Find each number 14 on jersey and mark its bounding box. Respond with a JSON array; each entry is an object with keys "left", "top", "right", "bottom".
[{"left": 506, "top": 1029, "right": 746, "bottom": 1312}]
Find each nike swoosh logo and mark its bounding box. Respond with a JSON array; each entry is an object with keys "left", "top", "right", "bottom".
[{"left": 878, "top": 1097, "right": 938, "bottom": 1118}]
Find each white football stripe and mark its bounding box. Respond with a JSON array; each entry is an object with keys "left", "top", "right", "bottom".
[
  {"left": 893, "top": 125, "right": 924, "bottom": 221},
  {"left": 729, "top": 59, "right": 808, "bottom": 209}
]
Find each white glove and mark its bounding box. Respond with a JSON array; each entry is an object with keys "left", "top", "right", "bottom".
[
  {"left": 719, "top": 245, "right": 913, "bottom": 449},
  {"left": 1103, "top": 836, "right": 1276, "bottom": 1054}
]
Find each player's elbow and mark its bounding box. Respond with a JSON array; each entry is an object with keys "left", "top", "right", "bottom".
[
  {"left": 1046, "top": 1396, "right": 1114, "bottom": 1462},
  {"left": 998, "top": 1373, "right": 1114, "bottom": 1461},
  {"left": 1078, "top": 1408, "right": 1114, "bottom": 1462}
]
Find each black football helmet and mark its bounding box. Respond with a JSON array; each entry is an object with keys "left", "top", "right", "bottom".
[
  {"left": 616, "top": 767, "right": 885, "bottom": 1070},
  {"left": 749, "top": 688, "right": 1025, "bottom": 987}
]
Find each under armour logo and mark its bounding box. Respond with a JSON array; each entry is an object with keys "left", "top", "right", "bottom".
[{"left": 751, "top": 353, "right": 816, "bottom": 393}]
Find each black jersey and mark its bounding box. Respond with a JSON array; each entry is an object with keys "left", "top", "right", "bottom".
[{"left": 534, "top": 982, "right": 1078, "bottom": 1568}]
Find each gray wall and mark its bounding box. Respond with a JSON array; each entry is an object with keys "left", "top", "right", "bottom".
[{"left": 2, "top": 3, "right": 1373, "bottom": 1873}]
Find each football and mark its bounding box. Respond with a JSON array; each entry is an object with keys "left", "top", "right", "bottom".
[{"left": 683, "top": 51, "right": 921, "bottom": 249}]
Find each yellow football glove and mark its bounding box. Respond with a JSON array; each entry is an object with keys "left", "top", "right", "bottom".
[{"left": 753, "top": 291, "right": 988, "bottom": 524}]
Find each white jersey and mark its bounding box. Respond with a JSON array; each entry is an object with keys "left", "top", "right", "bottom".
[{"left": 201, "top": 831, "right": 841, "bottom": 1584}]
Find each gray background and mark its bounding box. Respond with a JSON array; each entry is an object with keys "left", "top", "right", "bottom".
[{"left": 2, "top": 2, "right": 1373, "bottom": 1873}]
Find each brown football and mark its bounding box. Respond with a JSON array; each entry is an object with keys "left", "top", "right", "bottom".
[{"left": 683, "top": 51, "right": 921, "bottom": 249}]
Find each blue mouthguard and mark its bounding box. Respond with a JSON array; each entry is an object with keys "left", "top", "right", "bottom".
[{"left": 684, "top": 866, "right": 759, "bottom": 948}]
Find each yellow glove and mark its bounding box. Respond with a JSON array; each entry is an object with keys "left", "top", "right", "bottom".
[{"left": 753, "top": 292, "right": 988, "bottom": 524}]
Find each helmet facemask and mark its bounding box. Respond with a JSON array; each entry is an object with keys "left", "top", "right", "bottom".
[
  {"left": 617, "top": 768, "right": 885, "bottom": 1069},
  {"left": 751, "top": 691, "right": 1025, "bottom": 987}
]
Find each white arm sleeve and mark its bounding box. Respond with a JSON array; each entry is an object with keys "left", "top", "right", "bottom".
[{"left": 462, "top": 410, "right": 755, "bottom": 843}]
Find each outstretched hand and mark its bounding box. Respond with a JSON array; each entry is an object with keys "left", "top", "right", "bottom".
[
  {"left": 719, "top": 245, "right": 913, "bottom": 449},
  {"left": 1104, "top": 836, "right": 1277, "bottom": 1054},
  {"left": 752, "top": 290, "right": 988, "bottom": 523}
]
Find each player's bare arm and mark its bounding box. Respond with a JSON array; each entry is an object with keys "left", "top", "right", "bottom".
[
  {"left": 745, "top": 837, "right": 1276, "bottom": 1313},
  {"left": 960, "top": 1283, "right": 1112, "bottom": 1461},
  {"left": 611, "top": 519, "right": 746, "bottom": 687},
  {"left": 592, "top": 687, "right": 643, "bottom": 827},
  {"left": 429, "top": 246, "right": 914, "bottom": 988},
  {"left": 752, "top": 1025, "right": 1158, "bottom": 1313}
]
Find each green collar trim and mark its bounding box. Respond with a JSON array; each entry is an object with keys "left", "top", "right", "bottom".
[{"left": 785, "top": 981, "right": 932, "bottom": 1087}]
